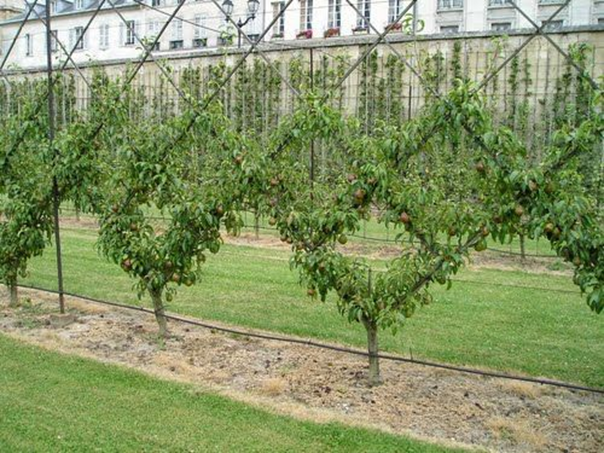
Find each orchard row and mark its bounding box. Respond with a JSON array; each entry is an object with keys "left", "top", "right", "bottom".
[{"left": 1, "top": 74, "right": 602, "bottom": 385}]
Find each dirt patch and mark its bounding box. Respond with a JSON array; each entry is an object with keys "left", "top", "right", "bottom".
[{"left": 1, "top": 290, "right": 602, "bottom": 453}]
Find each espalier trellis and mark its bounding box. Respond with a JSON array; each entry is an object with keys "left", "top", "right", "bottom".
[{"left": 0, "top": 0, "right": 601, "bottom": 386}]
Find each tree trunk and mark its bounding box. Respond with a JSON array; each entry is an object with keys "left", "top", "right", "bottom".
[
  {"left": 519, "top": 234, "right": 526, "bottom": 261},
  {"left": 362, "top": 316, "right": 381, "bottom": 387},
  {"left": 8, "top": 279, "right": 18, "bottom": 308},
  {"left": 254, "top": 212, "right": 260, "bottom": 240},
  {"left": 149, "top": 289, "right": 168, "bottom": 338}
]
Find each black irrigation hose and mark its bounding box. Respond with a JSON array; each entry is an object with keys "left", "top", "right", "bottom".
[{"left": 14, "top": 283, "right": 604, "bottom": 396}]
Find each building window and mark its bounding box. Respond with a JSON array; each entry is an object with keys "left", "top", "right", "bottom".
[
  {"left": 147, "top": 20, "right": 160, "bottom": 37},
  {"left": 75, "top": 0, "right": 84, "bottom": 9},
  {"left": 599, "top": 18, "right": 604, "bottom": 25},
  {"left": 50, "top": 1, "right": 57, "bottom": 13},
  {"left": 328, "top": 0, "right": 341, "bottom": 28},
  {"left": 491, "top": 22, "right": 512, "bottom": 31},
  {"left": 438, "top": 0, "right": 463, "bottom": 9},
  {"left": 440, "top": 25, "right": 459, "bottom": 33},
  {"left": 299, "top": 0, "right": 313, "bottom": 31},
  {"left": 356, "top": 0, "right": 371, "bottom": 29},
  {"left": 488, "top": 0, "right": 511, "bottom": 6},
  {"left": 169, "top": 40, "right": 183, "bottom": 49},
  {"left": 99, "top": 24, "right": 110, "bottom": 49},
  {"left": 172, "top": 18, "right": 183, "bottom": 40},
  {"left": 193, "top": 38, "right": 207, "bottom": 48},
  {"left": 388, "top": 0, "right": 401, "bottom": 24},
  {"left": 272, "top": 2, "right": 285, "bottom": 36},
  {"left": 194, "top": 15, "right": 206, "bottom": 39},
  {"left": 50, "top": 30, "right": 58, "bottom": 52},
  {"left": 538, "top": 0, "right": 566, "bottom": 4},
  {"left": 25, "top": 33, "right": 32, "bottom": 56},
  {"left": 125, "top": 20, "right": 136, "bottom": 45},
  {"left": 73, "top": 26, "right": 85, "bottom": 50},
  {"left": 542, "top": 19, "right": 563, "bottom": 30},
  {"left": 151, "top": 0, "right": 162, "bottom": 5}
]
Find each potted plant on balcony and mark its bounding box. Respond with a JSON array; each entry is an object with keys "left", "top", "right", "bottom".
[
  {"left": 324, "top": 27, "right": 340, "bottom": 38},
  {"left": 296, "top": 29, "right": 313, "bottom": 39},
  {"left": 352, "top": 25, "right": 369, "bottom": 35},
  {"left": 272, "top": 32, "right": 284, "bottom": 39},
  {"left": 385, "top": 14, "right": 425, "bottom": 34},
  {"left": 218, "top": 27, "right": 235, "bottom": 46}
]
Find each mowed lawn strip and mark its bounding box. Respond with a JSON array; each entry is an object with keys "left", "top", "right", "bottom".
[
  {"left": 0, "top": 335, "right": 461, "bottom": 453},
  {"left": 21, "top": 226, "right": 604, "bottom": 388}
]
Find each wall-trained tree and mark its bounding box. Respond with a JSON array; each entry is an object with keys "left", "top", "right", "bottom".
[
  {"left": 261, "top": 85, "right": 603, "bottom": 386},
  {"left": 0, "top": 86, "right": 55, "bottom": 307},
  {"left": 93, "top": 91, "right": 245, "bottom": 337}
]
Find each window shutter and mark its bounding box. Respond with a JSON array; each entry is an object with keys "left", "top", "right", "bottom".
[
  {"left": 69, "top": 29, "right": 75, "bottom": 50},
  {"left": 120, "top": 22, "right": 125, "bottom": 45}
]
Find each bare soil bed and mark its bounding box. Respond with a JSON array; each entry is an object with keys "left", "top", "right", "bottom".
[{"left": 2, "top": 290, "right": 601, "bottom": 453}]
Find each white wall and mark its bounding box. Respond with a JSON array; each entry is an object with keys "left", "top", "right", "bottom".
[{"left": 0, "top": 0, "right": 600, "bottom": 70}]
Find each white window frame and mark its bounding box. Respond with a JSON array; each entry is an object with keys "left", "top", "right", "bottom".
[
  {"left": 272, "top": 2, "right": 285, "bottom": 36},
  {"left": 440, "top": 24, "right": 460, "bottom": 33},
  {"left": 438, "top": 0, "right": 463, "bottom": 10},
  {"left": 194, "top": 15, "right": 207, "bottom": 38},
  {"left": 328, "top": 0, "right": 341, "bottom": 28},
  {"left": 172, "top": 18, "right": 183, "bottom": 40},
  {"left": 25, "top": 33, "right": 33, "bottom": 56},
  {"left": 388, "top": 0, "right": 401, "bottom": 24},
  {"left": 50, "top": 29, "right": 58, "bottom": 52},
  {"left": 299, "top": 0, "right": 313, "bottom": 31},
  {"left": 73, "top": 26, "right": 85, "bottom": 50},
  {"left": 125, "top": 20, "right": 137, "bottom": 45},
  {"left": 491, "top": 22, "right": 512, "bottom": 31},
  {"left": 356, "top": 0, "right": 371, "bottom": 29},
  {"left": 488, "top": 0, "right": 511, "bottom": 6},
  {"left": 99, "top": 24, "right": 110, "bottom": 49}
]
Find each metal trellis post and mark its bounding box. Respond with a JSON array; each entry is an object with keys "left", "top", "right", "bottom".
[{"left": 44, "top": 0, "right": 66, "bottom": 313}]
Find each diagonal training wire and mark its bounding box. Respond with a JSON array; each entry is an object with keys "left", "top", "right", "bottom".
[
  {"left": 0, "top": 0, "right": 39, "bottom": 85},
  {"left": 343, "top": 0, "right": 439, "bottom": 99},
  {"left": 209, "top": 0, "right": 301, "bottom": 100},
  {"left": 475, "top": 0, "right": 570, "bottom": 93},
  {"left": 332, "top": 0, "right": 418, "bottom": 92},
  {"left": 350, "top": 0, "right": 581, "bottom": 166},
  {"left": 4, "top": 0, "right": 108, "bottom": 160},
  {"left": 508, "top": 0, "right": 599, "bottom": 91},
  {"left": 269, "top": 1, "right": 418, "bottom": 158},
  {"left": 80, "top": 0, "right": 193, "bottom": 144},
  {"left": 105, "top": 0, "right": 193, "bottom": 109},
  {"left": 172, "top": 0, "right": 297, "bottom": 143},
  {"left": 29, "top": 7, "right": 93, "bottom": 91},
  {"left": 131, "top": 0, "right": 360, "bottom": 82}
]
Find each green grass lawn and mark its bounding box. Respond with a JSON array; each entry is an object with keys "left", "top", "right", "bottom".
[
  {"left": 63, "top": 207, "right": 557, "bottom": 257},
  {"left": 0, "top": 335, "right": 458, "bottom": 452},
  {"left": 21, "top": 226, "right": 603, "bottom": 387}
]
